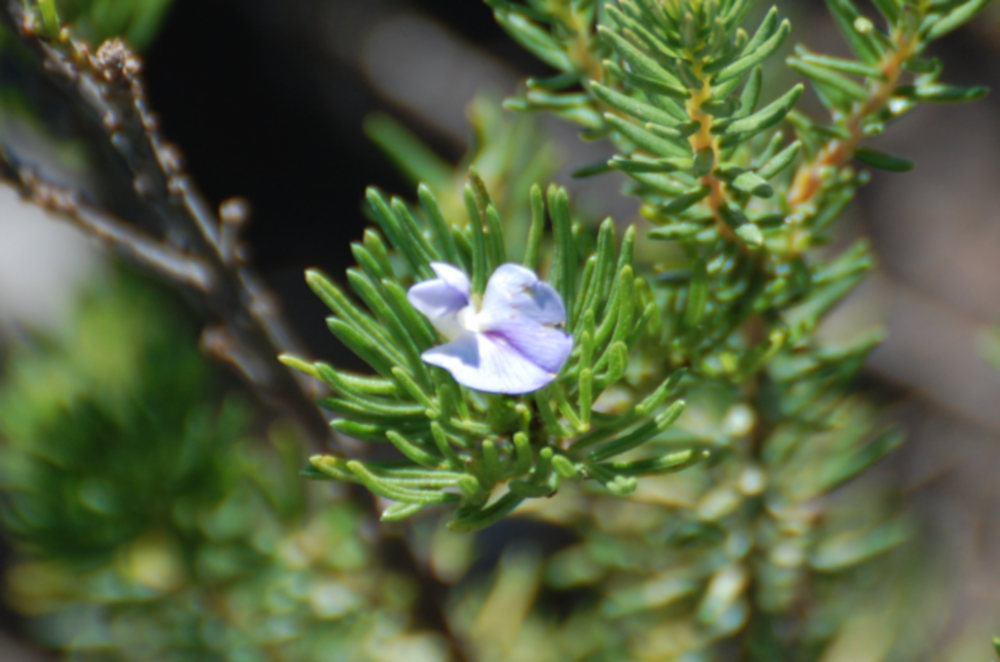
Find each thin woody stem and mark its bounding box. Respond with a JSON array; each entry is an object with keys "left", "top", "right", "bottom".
[
  {"left": 788, "top": 41, "right": 915, "bottom": 206},
  {"left": 0, "top": 0, "right": 331, "bottom": 447},
  {"left": 685, "top": 74, "right": 741, "bottom": 244},
  {"left": 0, "top": 151, "right": 212, "bottom": 291}
]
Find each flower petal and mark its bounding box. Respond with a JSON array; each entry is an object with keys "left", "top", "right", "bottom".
[
  {"left": 479, "top": 263, "right": 566, "bottom": 327},
  {"left": 421, "top": 331, "right": 560, "bottom": 394},
  {"left": 429, "top": 262, "right": 470, "bottom": 298},
  {"left": 483, "top": 320, "right": 572, "bottom": 375},
  {"left": 407, "top": 263, "right": 471, "bottom": 337}
]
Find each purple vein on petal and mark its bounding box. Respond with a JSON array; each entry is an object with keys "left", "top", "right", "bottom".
[
  {"left": 421, "top": 332, "right": 557, "bottom": 395},
  {"left": 483, "top": 321, "right": 572, "bottom": 375}
]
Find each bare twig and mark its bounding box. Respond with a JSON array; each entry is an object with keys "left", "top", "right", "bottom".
[
  {"left": 0, "top": 152, "right": 212, "bottom": 290},
  {"left": 0, "top": 1, "right": 330, "bottom": 447}
]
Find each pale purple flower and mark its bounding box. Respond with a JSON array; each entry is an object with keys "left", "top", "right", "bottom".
[{"left": 407, "top": 262, "right": 573, "bottom": 394}]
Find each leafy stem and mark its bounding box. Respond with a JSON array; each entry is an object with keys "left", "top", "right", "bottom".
[
  {"left": 686, "top": 66, "right": 740, "bottom": 243},
  {"left": 785, "top": 19, "right": 919, "bottom": 253}
]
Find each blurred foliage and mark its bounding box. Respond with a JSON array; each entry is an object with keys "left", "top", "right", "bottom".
[
  {"left": 365, "top": 95, "right": 560, "bottom": 250},
  {"left": 39, "top": 0, "right": 172, "bottom": 50},
  {"left": 0, "top": 273, "right": 447, "bottom": 661},
  {"left": 0, "top": 275, "right": 223, "bottom": 560},
  {"left": 983, "top": 325, "right": 1000, "bottom": 374}
]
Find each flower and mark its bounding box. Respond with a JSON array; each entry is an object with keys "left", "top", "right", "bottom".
[{"left": 406, "top": 262, "right": 573, "bottom": 394}]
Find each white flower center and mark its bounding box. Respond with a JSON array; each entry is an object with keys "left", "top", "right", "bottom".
[
  {"left": 457, "top": 304, "right": 481, "bottom": 334},
  {"left": 437, "top": 294, "right": 484, "bottom": 342}
]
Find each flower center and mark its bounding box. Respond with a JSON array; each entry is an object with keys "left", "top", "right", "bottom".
[
  {"left": 437, "top": 294, "right": 483, "bottom": 342},
  {"left": 457, "top": 304, "right": 481, "bottom": 334}
]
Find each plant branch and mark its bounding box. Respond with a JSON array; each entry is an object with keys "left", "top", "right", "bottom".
[
  {"left": 0, "top": 1, "right": 331, "bottom": 448},
  {"left": 563, "top": 9, "right": 743, "bottom": 247},
  {"left": 785, "top": 29, "right": 918, "bottom": 253},
  {"left": 0, "top": 151, "right": 212, "bottom": 290},
  {"left": 685, "top": 73, "right": 741, "bottom": 244}
]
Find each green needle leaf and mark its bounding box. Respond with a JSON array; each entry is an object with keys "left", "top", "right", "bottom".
[
  {"left": 713, "top": 17, "right": 790, "bottom": 86},
  {"left": 492, "top": 9, "right": 574, "bottom": 70},
  {"left": 854, "top": 147, "right": 914, "bottom": 172},
  {"left": 720, "top": 84, "right": 803, "bottom": 144},
  {"left": 381, "top": 502, "right": 426, "bottom": 521},
  {"left": 894, "top": 83, "right": 990, "bottom": 103},
  {"left": 924, "top": 0, "right": 992, "bottom": 40}
]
